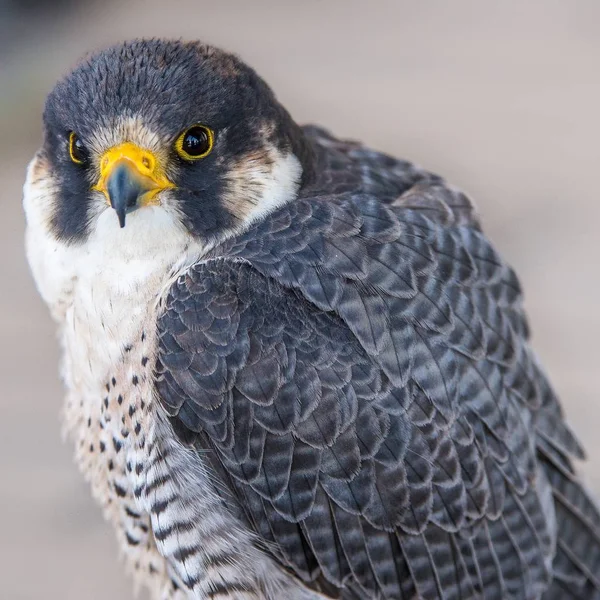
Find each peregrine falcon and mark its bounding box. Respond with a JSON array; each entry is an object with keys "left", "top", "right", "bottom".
[{"left": 24, "top": 39, "right": 600, "bottom": 600}]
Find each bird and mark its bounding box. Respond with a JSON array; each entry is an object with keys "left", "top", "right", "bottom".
[{"left": 23, "top": 38, "right": 600, "bottom": 600}]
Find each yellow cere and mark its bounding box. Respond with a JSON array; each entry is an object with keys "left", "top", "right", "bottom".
[{"left": 93, "top": 142, "right": 175, "bottom": 206}]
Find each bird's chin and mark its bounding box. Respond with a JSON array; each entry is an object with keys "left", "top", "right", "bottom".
[{"left": 89, "top": 202, "right": 198, "bottom": 264}]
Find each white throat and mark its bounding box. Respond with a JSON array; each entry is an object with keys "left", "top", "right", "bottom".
[
  {"left": 22, "top": 139, "right": 301, "bottom": 398},
  {"left": 23, "top": 157, "right": 204, "bottom": 397}
]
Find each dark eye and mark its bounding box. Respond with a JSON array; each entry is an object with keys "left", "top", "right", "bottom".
[
  {"left": 69, "top": 132, "right": 89, "bottom": 165},
  {"left": 175, "top": 125, "right": 214, "bottom": 160}
]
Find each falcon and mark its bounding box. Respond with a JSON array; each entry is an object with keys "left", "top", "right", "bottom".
[{"left": 24, "top": 39, "right": 600, "bottom": 600}]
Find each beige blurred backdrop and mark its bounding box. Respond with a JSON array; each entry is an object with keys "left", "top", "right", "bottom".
[{"left": 1, "top": 1, "right": 599, "bottom": 598}]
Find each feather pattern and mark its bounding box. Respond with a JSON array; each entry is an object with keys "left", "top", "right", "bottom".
[{"left": 156, "top": 128, "right": 600, "bottom": 599}]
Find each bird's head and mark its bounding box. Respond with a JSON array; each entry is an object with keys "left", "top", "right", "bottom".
[{"left": 25, "top": 39, "right": 314, "bottom": 258}]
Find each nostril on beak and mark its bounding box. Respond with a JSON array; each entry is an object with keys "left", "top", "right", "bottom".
[{"left": 93, "top": 143, "right": 174, "bottom": 229}]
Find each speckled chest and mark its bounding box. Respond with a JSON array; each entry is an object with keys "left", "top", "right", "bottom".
[
  {"left": 59, "top": 268, "right": 165, "bottom": 553},
  {"left": 64, "top": 331, "right": 153, "bottom": 525},
  {"left": 51, "top": 246, "right": 324, "bottom": 600}
]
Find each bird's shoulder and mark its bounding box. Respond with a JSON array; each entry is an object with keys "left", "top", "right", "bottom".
[
  {"left": 154, "top": 176, "right": 566, "bottom": 596},
  {"left": 301, "top": 124, "right": 480, "bottom": 230}
]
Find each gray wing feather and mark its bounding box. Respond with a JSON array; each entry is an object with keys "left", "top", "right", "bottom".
[{"left": 156, "top": 140, "right": 600, "bottom": 599}]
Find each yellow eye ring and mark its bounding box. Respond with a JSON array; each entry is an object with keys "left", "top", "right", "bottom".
[
  {"left": 174, "top": 125, "right": 214, "bottom": 161},
  {"left": 69, "top": 132, "right": 89, "bottom": 165}
]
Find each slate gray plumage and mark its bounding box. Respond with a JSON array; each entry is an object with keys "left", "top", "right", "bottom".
[
  {"left": 157, "top": 126, "right": 600, "bottom": 599},
  {"left": 24, "top": 40, "right": 600, "bottom": 600}
]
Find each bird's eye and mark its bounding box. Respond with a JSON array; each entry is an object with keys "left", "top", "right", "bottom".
[
  {"left": 175, "top": 125, "right": 214, "bottom": 161},
  {"left": 69, "top": 132, "right": 89, "bottom": 165}
]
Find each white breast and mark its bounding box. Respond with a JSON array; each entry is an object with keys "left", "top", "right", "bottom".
[{"left": 23, "top": 153, "right": 329, "bottom": 599}]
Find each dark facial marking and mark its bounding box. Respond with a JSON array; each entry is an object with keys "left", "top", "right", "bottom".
[{"left": 42, "top": 39, "right": 316, "bottom": 243}]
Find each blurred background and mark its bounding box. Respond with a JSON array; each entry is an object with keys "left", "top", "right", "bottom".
[{"left": 1, "top": 1, "right": 599, "bottom": 598}]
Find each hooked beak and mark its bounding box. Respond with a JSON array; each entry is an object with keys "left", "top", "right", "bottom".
[{"left": 93, "top": 142, "right": 175, "bottom": 227}]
